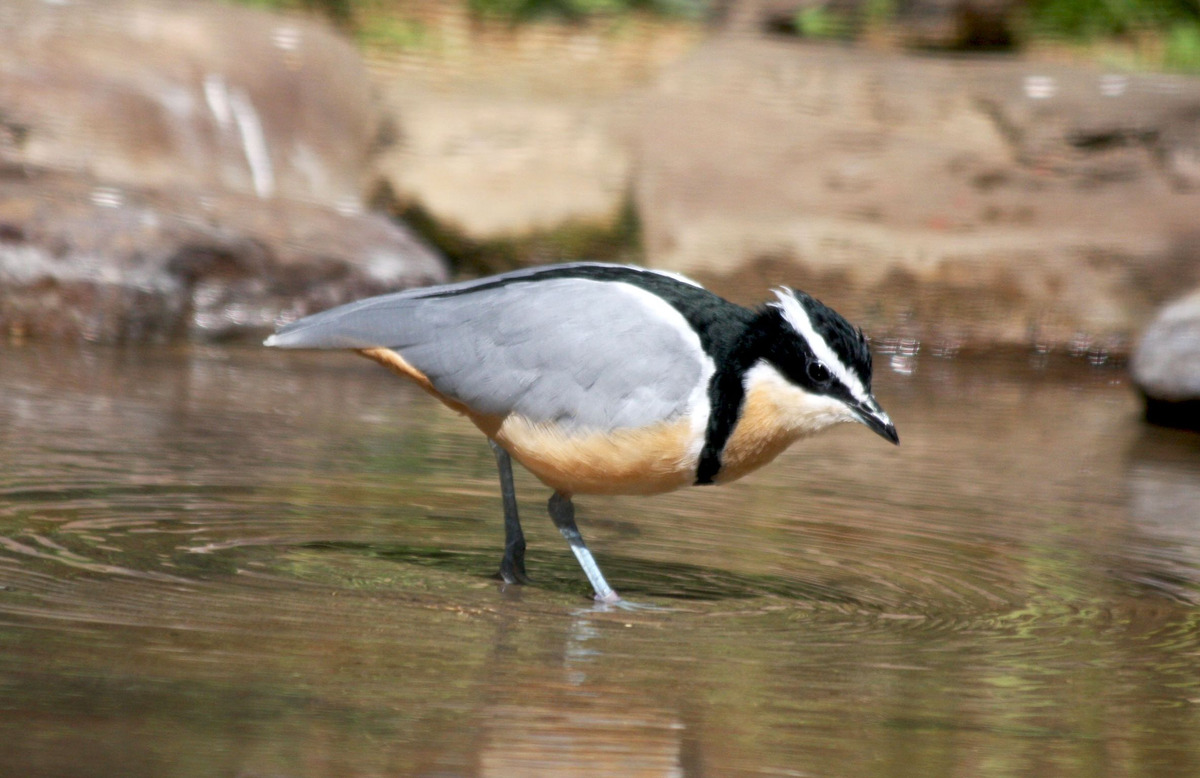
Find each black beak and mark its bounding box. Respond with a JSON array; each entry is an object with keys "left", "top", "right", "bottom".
[{"left": 854, "top": 398, "right": 899, "bottom": 445}]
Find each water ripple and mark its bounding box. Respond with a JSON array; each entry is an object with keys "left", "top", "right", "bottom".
[{"left": 3, "top": 343, "right": 1200, "bottom": 777}]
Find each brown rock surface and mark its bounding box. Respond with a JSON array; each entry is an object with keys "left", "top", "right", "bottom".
[
  {"left": 627, "top": 39, "right": 1200, "bottom": 352},
  {"left": 0, "top": 0, "right": 376, "bottom": 205},
  {"left": 374, "top": 28, "right": 1200, "bottom": 354},
  {"left": 0, "top": 167, "right": 444, "bottom": 342},
  {"left": 0, "top": 0, "right": 446, "bottom": 342}
]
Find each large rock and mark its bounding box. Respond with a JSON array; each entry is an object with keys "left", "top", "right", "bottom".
[
  {"left": 0, "top": 0, "right": 447, "bottom": 342},
  {"left": 0, "top": 167, "right": 444, "bottom": 342},
  {"left": 375, "top": 90, "right": 631, "bottom": 240},
  {"left": 363, "top": 7, "right": 699, "bottom": 244},
  {"left": 1131, "top": 290, "right": 1200, "bottom": 429},
  {"left": 628, "top": 39, "right": 1200, "bottom": 352},
  {"left": 0, "top": 0, "right": 376, "bottom": 207}
]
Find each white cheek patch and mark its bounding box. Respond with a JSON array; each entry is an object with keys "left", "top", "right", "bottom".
[{"left": 769, "top": 289, "right": 869, "bottom": 405}]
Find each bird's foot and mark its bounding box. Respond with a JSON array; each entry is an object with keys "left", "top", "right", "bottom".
[{"left": 496, "top": 558, "right": 532, "bottom": 585}]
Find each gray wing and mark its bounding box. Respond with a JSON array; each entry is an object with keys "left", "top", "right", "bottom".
[{"left": 266, "top": 275, "right": 707, "bottom": 431}]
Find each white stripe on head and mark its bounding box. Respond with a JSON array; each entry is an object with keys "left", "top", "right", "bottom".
[{"left": 769, "top": 288, "right": 869, "bottom": 404}]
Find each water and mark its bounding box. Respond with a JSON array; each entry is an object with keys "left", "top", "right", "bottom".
[{"left": 2, "top": 342, "right": 1199, "bottom": 777}]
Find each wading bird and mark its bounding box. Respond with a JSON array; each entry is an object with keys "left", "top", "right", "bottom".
[{"left": 266, "top": 263, "right": 898, "bottom": 602}]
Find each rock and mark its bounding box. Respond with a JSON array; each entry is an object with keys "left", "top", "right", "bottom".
[
  {"left": 374, "top": 91, "right": 631, "bottom": 240},
  {"left": 1131, "top": 290, "right": 1200, "bottom": 429},
  {"left": 0, "top": 0, "right": 448, "bottom": 342},
  {"left": 0, "top": 0, "right": 377, "bottom": 208},
  {"left": 362, "top": 9, "right": 698, "bottom": 250},
  {"left": 0, "top": 167, "right": 445, "bottom": 343},
  {"left": 627, "top": 38, "right": 1200, "bottom": 353},
  {"left": 972, "top": 68, "right": 1200, "bottom": 191}
]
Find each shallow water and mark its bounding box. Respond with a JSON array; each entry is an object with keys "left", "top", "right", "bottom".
[{"left": 2, "top": 342, "right": 1199, "bottom": 777}]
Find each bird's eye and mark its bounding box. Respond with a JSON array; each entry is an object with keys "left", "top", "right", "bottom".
[{"left": 807, "top": 361, "right": 831, "bottom": 384}]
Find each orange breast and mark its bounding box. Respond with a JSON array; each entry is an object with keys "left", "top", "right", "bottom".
[
  {"left": 358, "top": 347, "right": 699, "bottom": 497},
  {"left": 492, "top": 414, "right": 697, "bottom": 497},
  {"left": 713, "top": 380, "right": 807, "bottom": 485}
]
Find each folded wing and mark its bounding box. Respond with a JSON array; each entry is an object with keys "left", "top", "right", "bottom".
[{"left": 266, "top": 274, "right": 708, "bottom": 432}]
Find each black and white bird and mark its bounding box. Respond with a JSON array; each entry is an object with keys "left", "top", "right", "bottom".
[{"left": 266, "top": 262, "right": 898, "bottom": 602}]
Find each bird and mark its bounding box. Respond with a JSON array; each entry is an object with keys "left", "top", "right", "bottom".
[{"left": 265, "top": 262, "right": 898, "bottom": 603}]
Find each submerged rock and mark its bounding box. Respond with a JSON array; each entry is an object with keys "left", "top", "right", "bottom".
[{"left": 1131, "top": 291, "right": 1200, "bottom": 430}]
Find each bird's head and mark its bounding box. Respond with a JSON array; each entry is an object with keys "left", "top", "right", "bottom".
[{"left": 747, "top": 288, "right": 898, "bottom": 445}]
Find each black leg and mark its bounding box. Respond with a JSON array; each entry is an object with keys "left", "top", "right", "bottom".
[{"left": 489, "top": 440, "right": 529, "bottom": 584}]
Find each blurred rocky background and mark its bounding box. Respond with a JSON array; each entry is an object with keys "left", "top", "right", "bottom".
[{"left": 1, "top": 0, "right": 1199, "bottom": 425}]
